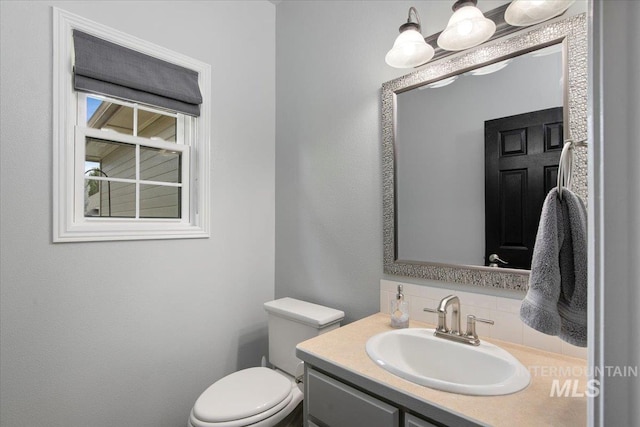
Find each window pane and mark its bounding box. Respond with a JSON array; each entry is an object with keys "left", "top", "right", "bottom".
[
  {"left": 140, "top": 146, "right": 181, "bottom": 183},
  {"left": 86, "top": 96, "right": 134, "bottom": 135},
  {"left": 86, "top": 138, "right": 136, "bottom": 180},
  {"left": 137, "top": 110, "right": 177, "bottom": 142},
  {"left": 84, "top": 178, "right": 101, "bottom": 216},
  {"left": 84, "top": 160, "right": 100, "bottom": 175},
  {"left": 139, "top": 185, "right": 180, "bottom": 218},
  {"left": 84, "top": 179, "right": 135, "bottom": 218}
]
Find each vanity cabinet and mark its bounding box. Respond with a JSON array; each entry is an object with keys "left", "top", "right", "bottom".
[
  {"left": 304, "top": 367, "right": 440, "bottom": 427},
  {"left": 405, "top": 414, "right": 439, "bottom": 427},
  {"left": 297, "top": 313, "right": 587, "bottom": 427},
  {"left": 306, "top": 368, "right": 399, "bottom": 427}
]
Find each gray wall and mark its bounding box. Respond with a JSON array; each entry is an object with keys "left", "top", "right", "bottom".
[
  {"left": 275, "top": 0, "right": 585, "bottom": 316},
  {"left": 274, "top": 0, "right": 561, "bottom": 319},
  {"left": 0, "top": 1, "right": 275, "bottom": 426},
  {"left": 592, "top": 1, "right": 640, "bottom": 425}
]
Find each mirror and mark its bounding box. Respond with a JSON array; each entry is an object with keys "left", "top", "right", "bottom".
[
  {"left": 397, "top": 44, "right": 563, "bottom": 270},
  {"left": 382, "top": 14, "right": 587, "bottom": 290}
]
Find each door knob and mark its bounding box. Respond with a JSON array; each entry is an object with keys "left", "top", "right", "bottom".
[{"left": 488, "top": 254, "right": 508, "bottom": 267}]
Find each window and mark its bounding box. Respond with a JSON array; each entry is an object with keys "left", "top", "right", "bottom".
[
  {"left": 53, "top": 8, "right": 210, "bottom": 242},
  {"left": 80, "top": 94, "right": 187, "bottom": 220}
]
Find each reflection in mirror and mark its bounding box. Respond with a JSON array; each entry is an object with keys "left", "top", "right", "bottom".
[
  {"left": 382, "top": 14, "right": 588, "bottom": 289},
  {"left": 396, "top": 44, "right": 563, "bottom": 270}
]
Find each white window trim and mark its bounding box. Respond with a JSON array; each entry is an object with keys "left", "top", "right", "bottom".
[{"left": 53, "top": 8, "right": 211, "bottom": 242}]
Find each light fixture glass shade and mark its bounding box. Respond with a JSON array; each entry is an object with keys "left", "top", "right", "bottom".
[
  {"left": 505, "top": 0, "right": 575, "bottom": 27},
  {"left": 423, "top": 76, "right": 459, "bottom": 89},
  {"left": 437, "top": 4, "right": 496, "bottom": 51},
  {"left": 385, "top": 27, "right": 435, "bottom": 69},
  {"left": 465, "top": 59, "right": 513, "bottom": 76}
]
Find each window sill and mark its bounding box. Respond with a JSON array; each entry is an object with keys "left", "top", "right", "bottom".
[{"left": 53, "top": 221, "right": 209, "bottom": 242}]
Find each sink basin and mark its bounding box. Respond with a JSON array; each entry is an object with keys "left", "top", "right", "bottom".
[{"left": 366, "top": 328, "right": 530, "bottom": 396}]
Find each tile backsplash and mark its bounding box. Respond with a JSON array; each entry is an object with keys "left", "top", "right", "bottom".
[{"left": 380, "top": 279, "right": 587, "bottom": 359}]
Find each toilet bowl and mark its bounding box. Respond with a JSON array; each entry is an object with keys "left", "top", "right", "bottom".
[
  {"left": 187, "top": 298, "right": 344, "bottom": 427},
  {"left": 188, "top": 367, "right": 302, "bottom": 427}
]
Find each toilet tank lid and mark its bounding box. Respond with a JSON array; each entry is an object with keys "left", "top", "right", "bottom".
[{"left": 264, "top": 298, "right": 345, "bottom": 327}]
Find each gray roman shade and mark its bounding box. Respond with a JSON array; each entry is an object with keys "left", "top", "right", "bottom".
[{"left": 73, "top": 30, "right": 202, "bottom": 116}]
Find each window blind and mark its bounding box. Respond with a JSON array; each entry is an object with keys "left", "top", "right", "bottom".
[{"left": 73, "top": 30, "right": 203, "bottom": 116}]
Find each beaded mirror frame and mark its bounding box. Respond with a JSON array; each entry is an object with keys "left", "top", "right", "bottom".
[{"left": 382, "top": 14, "right": 587, "bottom": 291}]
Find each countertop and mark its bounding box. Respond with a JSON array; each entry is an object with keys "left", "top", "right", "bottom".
[{"left": 296, "top": 313, "right": 587, "bottom": 427}]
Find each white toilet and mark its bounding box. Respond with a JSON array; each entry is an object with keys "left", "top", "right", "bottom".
[{"left": 188, "top": 298, "right": 345, "bottom": 427}]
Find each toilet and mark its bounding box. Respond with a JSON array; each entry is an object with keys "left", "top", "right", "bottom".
[{"left": 188, "top": 298, "right": 345, "bottom": 427}]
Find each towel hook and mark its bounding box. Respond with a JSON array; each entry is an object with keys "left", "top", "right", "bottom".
[{"left": 557, "top": 139, "right": 575, "bottom": 199}]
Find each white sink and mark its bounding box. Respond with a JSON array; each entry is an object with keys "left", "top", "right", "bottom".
[{"left": 366, "top": 328, "right": 530, "bottom": 396}]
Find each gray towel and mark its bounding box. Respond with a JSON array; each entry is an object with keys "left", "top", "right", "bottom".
[{"left": 520, "top": 188, "right": 588, "bottom": 347}]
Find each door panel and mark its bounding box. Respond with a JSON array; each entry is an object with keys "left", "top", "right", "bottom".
[{"left": 485, "top": 107, "right": 563, "bottom": 270}]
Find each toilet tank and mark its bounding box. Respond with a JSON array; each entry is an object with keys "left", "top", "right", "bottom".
[{"left": 264, "top": 298, "right": 345, "bottom": 377}]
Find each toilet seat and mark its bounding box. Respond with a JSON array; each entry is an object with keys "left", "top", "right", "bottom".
[{"left": 189, "top": 367, "right": 301, "bottom": 427}]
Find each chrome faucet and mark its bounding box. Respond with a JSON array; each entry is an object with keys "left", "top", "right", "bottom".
[
  {"left": 434, "top": 295, "right": 461, "bottom": 335},
  {"left": 424, "top": 295, "right": 494, "bottom": 346}
]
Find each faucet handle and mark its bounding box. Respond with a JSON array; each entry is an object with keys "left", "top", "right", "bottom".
[
  {"left": 472, "top": 316, "right": 495, "bottom": 325},
  {"left": 423, "top": 307, "right": 447, "bottom": 333},
  {"left": 465, "top": 314, "right": 494, "bottom": 340}
]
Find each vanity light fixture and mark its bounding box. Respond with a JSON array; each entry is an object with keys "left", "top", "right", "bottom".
[
  {"left": 437, "top": 0, "right": 496, "bottom": 51},
  {"left": 505, "top": 0, "right": 575, "bottom": 27},
  {"left": 385, "top": 7, "right": 435, "bottom": 69}
]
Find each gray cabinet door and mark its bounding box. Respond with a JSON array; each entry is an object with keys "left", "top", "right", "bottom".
[
  {"left": 405, "top": 413, "right": 439, "bottom": 427},
  {"left": 307, "top": 369, "right": 399, "bottom": 427}
]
